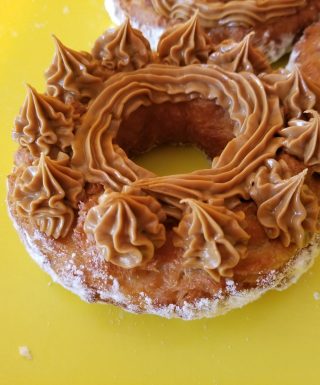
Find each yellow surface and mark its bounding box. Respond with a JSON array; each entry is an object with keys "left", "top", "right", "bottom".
[{"left": 1, "top": 1, "right": 320, "bottom": 384}]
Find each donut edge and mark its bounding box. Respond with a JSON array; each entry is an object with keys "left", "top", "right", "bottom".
[{"left": 7, "top": 185, "right": 320, "bottom": 320}]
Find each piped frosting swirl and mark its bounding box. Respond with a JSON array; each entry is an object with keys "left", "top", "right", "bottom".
[
  {"left": 208, "top": 32, "right": 269, "bottom": 73},
  {"left": 84, "top": 192, "right": 166, "bottom": 268},
  {"left": 280, "top": 109, "right": 320, "bottom": 168},
  {"left": 150, "top": 0, "right": 306, "bottom": 28},
  {"left": 92, "top": 19, "right": 152, "bottom": 71},
  {"left": 13, "top": 85, "right": 74, "bottom": 157},
  {"left": 174, "top": 199, "right": 249, "bottom": 282},
  {"left": 46, "top": 36, "right": 103, "bottom": 100},
  {"left": 13, "top": 153, "right": 84, "bottom": 239},
  {"left": 248, "top": 159, "right": 318, "bottom": 247},
  {"left": 157, "top": 13, "right": 211, "bottom": 66}
]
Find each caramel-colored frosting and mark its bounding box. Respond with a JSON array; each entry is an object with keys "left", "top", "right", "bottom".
[
  {"left": 13, "top": 153, "right": 84, "bottom": 238},
  {"left": 260, "top": 67, "right": 316, "bottom": 118},
  {"left": 157, "top": 12, "right": 210, "bottom": 66},
  {"left": 280, "top": 109, "right": 320, "bottom": 168},
  {"left": 92, "top": 19, "right": 152, "bottom": 71},
  {"left": 84, "top": 192, "right": 166, "bottom": 268},
  {"left": 13, "top": 17, "right": 320, "bottom": 280},
  {"left": 13, "top": 85, "right": 74, "bottom": 157},
  {"left": 248, "top": 159, "right": 318, "bottom": 247},
  {"left": 46, "top": 36, "right": 104, "bottom": 100},
  {"left": 174, "top": 199, "right": 249, "bottom": 282},
  {"left": 150, "top": 0, "right": 306, "bottom": 28},
  {"left": 208, "top": 32, "right": 269, "bottom": 73}
]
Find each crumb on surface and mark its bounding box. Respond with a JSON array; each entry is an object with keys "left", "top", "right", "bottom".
[
  {"left": 313, "top": 291, "right": 320, "bottom": 301},
  {"left": 63, "top": 5, "right": 70, "bottom": 14},
  {"left": 34, "top": 22, "right": 46, "bottom": 29},
  {"left": 18, "top": 346, "right": 32, "bottom": 360}
]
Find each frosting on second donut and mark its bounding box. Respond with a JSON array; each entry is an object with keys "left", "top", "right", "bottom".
[
  {"left": 150, "top": 0, "right": 306, "bottom": 28},
  {"left": 13, "top": 85, "right": 74, "bottom": 157}
]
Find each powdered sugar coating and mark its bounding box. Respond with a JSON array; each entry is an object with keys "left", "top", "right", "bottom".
[{"left": 9, "top": 196, "right": 320, "bottom": 319}]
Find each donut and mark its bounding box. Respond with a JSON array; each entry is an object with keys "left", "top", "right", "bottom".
[
  {"left": 8, "top": 16, "right": 320, "bottom": 319},
  {"left": 106, "top": 0, "right": 320, "bottom": 63}
]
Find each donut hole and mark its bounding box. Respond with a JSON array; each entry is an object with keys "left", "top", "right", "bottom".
[
  {"left": 133, "top": 144, "right": 210, "bottom": 176},
  {"left": 115, "top": 98, "right": 235, "bottom": 167}
]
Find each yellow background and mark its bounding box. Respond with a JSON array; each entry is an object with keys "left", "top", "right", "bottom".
[{"left": 1, "top": 1, "right": 320, "bottom": 384}]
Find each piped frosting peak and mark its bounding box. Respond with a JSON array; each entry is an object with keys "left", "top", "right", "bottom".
[
  {"left": 208, "top": 32, "right": 269, "bottom": 73},
  {"left": 46, "top": 36, "right": 103, "bottom": 99},
  {"left": 92, "top": 19, "right": 151, "bottom": 71},
  {"left": 157, "top": 12, "right": 211, "bottom": 66},
  {"left": 84, "top": 192, "right": 166, "bottom": 268},
  {"left": 13, "top": 85, "right": 74, "bottom": 157},
  {"left": 248, "top": 159, "right": 318, "bottom": 247},
  {"left": 14, "top": 153, "right": 84, "bottom": 239},
  {"left": 151, "top": 0, "right": 306, "bottom": 28},
  {"left": 260, "top": 66, "right": 316, "bottom": 118},
  {"left": 280, "top": 109, "right": 320, "bottom": 169},
  {"left": 174, "top": 199, "right": 249, "bottom": 282}
]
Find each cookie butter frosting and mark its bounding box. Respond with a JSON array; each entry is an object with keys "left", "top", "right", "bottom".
[
  {"left": 84, "top": 192, "right": 166, "bottom": 268},
  {"left": 13, "top": 153, "right": 84, "bottom": 239},
  {"left": 249, "top": 159, "right": 318, "bottom": 247},
  {"left": 12, "top": 16, "right": 320, "bottom": 281},
  {"left": 46, "top": 36, "right": 104, "bottom": 100},
  {"left": 13, "top": 85, "right": 74, "bottom": 157},
  {"left": 157, "top": 12, "right": 210, "bottom": 66},
  {"left": 92, "top": 18, "right": 152, "bottom": 71},
  {"left": 174, "top": 199, "right": 249, "bottom": 282},
  {"left": 280, "top": 109, "right": 320, "bottom": 168},
  {"left": 150, "top": 0, "right": 306, "bottom": 28},
  {"left": 208, "top": 32, "right": 269, "bottom": 73}
]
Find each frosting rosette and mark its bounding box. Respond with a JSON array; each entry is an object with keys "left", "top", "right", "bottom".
[
  {"left": 150, "top": 0, "right": 306, "bottom": 28},
  {"left": 13, "top": 153, "right": 84, "bottom": 239},
  {"left": 13, "top": 85, "right": 74, "bottom": 157},
  {"left": 248, "top": 159, "right": 318, "bottom": 247},
  {"left": 280, "top": 109, "right": 320, "bottom": 169},
  {"left": 84, "top": 192, "right": 166, "bottom": 268},
  {"left": 174, "top": 199, "right": 249, "bottom": 282},
  {"left": 157, "top": 12, "right": 210, "bottom": 66},
  {"left": 92, "top": 18, "right": 152, "bottom": 71}
]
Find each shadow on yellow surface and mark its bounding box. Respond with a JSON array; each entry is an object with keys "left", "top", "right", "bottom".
[{"left": 1, "top": 1, "right": 320, "bottom": 385}]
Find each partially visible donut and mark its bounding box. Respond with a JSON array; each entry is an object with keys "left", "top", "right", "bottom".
[
  {"left": 8, "top": 17, "right": 320, "bottom": 319},
  {"left": 106, "top": 0, "right": 320, "bottom": 62}
]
